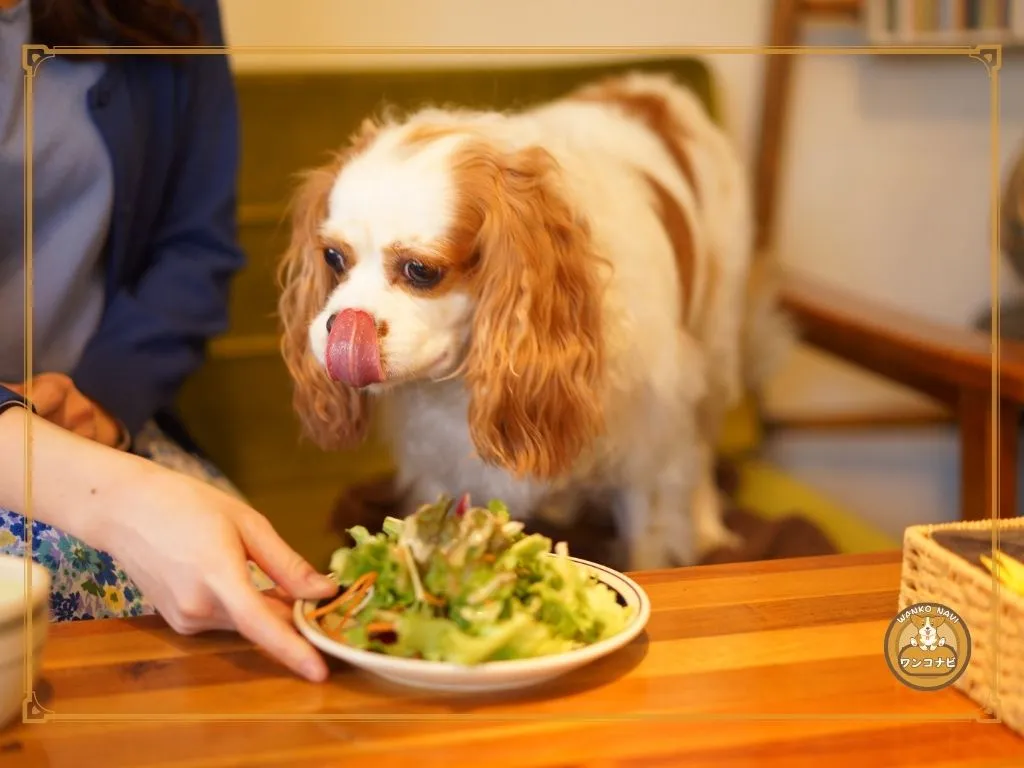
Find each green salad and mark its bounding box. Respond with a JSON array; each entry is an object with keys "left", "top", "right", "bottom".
[{"left": 307, "top": 494, "right": 634, "bottom": 665}]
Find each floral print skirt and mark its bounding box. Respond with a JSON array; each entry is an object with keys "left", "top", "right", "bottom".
[{"left": 0, "top": 422, "right": 267, "bottom": 622}]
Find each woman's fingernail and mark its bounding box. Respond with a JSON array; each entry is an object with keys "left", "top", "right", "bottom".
[
  {"left": 309, "top": 572, "right": 336, "bottom": 592},
  {"left": 303, "top": 658, "right": 327, "bottom": 682}
]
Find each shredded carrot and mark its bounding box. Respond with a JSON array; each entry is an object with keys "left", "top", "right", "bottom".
[
  {"left": 336, "top": 596, "right": 366, "bottom": 629},
  {"left": 422, "top": 590, "right": 445, "bottom": 606},
  {"left": 309, "top": 572, "right": 375, "bottom": 619},
  {"left": 481, "top": 554, "right": 495, "bottom": 563},
  {"left": 334, "top": 573, "right": 378, "bottom": 629},
  {"left": 365, "top": 621, "right": 396, "bottom": 634},
  {"left": 307, "top": 571, "right": 377, "bottom": 621},
  {"left": 321, "top": 622, "right": 348, "bottom": 642}
]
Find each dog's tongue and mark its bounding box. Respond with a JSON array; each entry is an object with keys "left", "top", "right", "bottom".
[{"left": 325, "top": 309, "right": 384, "bottom": 387}]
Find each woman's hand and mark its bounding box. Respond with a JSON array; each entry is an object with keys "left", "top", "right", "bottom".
[
  {"left": 5, "top": 373, "right": 125, "bottom": 448},
  {"left": 88, "top": 462, "right": 338, "bottom": 682},
  {"left": 0, "top": 405, "right": 337, "bottom": 682}
]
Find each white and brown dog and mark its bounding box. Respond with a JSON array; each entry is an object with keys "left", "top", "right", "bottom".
[{"left": 276, "top": 72, "right": 790, "bottom": 570}]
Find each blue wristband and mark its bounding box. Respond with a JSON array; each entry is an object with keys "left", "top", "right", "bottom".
[{"left": 0, "top": 384, "right": 33, "bottom": 418}]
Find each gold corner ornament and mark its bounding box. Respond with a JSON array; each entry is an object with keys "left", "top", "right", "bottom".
[
  {"left": 969, "top": 45, "right": 1002, "bottom": 77},
  {"left": 884, "top": 602, "right": 972, "bottom": 692},
  {"left": 22, "top": 690, "right": 54, "bottom": 724},
  {"left": 21, "top": 45, "right": 55, "bottom": 77}
]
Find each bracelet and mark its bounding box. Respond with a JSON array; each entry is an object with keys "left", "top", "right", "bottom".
[
  {"left": 0, "top": 385, "right": 34, "bottom": 418},
  {"left": 113, "top": 419, "right": 132, "bottom": 451}
]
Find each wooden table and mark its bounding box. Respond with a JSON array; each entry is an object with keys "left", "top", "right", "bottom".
[{"left": 3, "top": 551, "right": 1023, "bottom": 767}]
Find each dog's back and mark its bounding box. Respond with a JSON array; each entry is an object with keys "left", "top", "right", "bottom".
[{"left": 508, "top": 73, "right": 759, "bottom": 446}]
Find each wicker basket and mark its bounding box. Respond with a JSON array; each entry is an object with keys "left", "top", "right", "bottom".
[{"left": 899, "top": 518, "right": 1024, "bottom": 736}]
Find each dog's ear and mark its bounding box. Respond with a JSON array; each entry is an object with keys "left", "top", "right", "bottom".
[
  {"left": 455, "top": 143, "right": 607, "bottom": 479},
  {"left": 910, "top": 615, "right": 924, "bottom": 628},
  {"left": 277, "top": 122, "right": 384, "bottom": 449},
  {"left": 930, "top": 616, "right": 946, "bottom": 628}
]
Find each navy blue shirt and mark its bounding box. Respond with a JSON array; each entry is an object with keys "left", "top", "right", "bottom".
[{"left": 56, "top": 0, "right": 244, "bottom": 437}]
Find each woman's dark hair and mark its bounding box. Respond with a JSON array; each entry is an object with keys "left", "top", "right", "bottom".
[{"left": 31, "top": 0, "right": 204, "bottom": 47}]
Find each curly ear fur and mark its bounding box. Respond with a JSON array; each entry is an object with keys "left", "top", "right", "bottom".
[
  {"left": 276, "top": 119, "right": 382, "bottom": 450},
  {"left": 453, "top": 143, "right": 607, "bottom": 479}
]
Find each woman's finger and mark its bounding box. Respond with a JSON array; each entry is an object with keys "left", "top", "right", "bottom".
[
  {"left": 236, "top": 513, "right": 336, "bottom": 601},
  {"left": 260, "top": 592, "right": 295, "bottom": 625},
  {"left": 263, "top": 584, "right": 300, "bottom": 604},
  {"left": 201, "top": 600, "right": 289, "bottom": 635},
  {"left": 29, "top": 375, "right": 69, "bottom": 418},
  {"left": 215, "top": 570, "right": 328, "bottom": 682},
  {"left": 65, "top": 403, "right": 98, "bottom": 441}
]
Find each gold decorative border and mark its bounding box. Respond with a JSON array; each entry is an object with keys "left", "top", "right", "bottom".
[{"left": 17, "top": 43, "right": 1004, "bottom": 725}]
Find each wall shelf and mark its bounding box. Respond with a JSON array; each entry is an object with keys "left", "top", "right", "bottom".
[{"left": 863, "top": 0, "right": 1024, "bottom": 48}]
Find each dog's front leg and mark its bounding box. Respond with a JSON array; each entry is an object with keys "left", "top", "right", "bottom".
[
  {"left": 691, "top": 441, "right": 742, "bottom": 557},
  {"left": 616, "top": 486, "right": 675, "bottom": 571}
]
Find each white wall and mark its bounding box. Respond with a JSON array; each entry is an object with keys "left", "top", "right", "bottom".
[{"left": 216, "top": 0, "right": 1024, "bottom": 533}]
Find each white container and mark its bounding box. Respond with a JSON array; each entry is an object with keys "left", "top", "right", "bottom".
[{"left": 0, "top": 555, "right": 50, "bottom": 730}]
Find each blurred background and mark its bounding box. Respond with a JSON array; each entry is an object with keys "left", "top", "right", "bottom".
[{"left": 176, "top": 0, "right": 1024, "bottom": 569}]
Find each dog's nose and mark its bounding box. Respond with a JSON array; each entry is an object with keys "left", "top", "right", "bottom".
[{"left": 326, "top": 313, "right": 337, "bottom": 333}]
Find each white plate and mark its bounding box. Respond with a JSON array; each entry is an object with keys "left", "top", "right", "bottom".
[{"left": 293, "top": 556, "right": 651, "bottom": 693}]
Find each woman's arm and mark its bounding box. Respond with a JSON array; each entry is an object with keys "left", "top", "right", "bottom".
[
  {"left": 0, "top": 389, "right": 335, "bottom": 682},
  {"left": 0, "top": 395, "right": 178, "bottom": 547},
  {"left": 69, "top": 0, "right": 246, "bottom": 436}
]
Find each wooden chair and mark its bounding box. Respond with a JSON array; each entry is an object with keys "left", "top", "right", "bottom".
[
  {"left": 759, "top": 0, "right": 1022, "bottom": 524},
  {"left": 174, "top": 47, "right": 1019, "bottom": 569}
]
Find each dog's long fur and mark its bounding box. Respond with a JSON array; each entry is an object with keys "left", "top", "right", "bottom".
[{"left": 276, "top": 72, "right": 790, "bottom": 569}]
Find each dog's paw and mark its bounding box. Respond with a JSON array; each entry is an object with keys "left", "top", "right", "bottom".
[
  {"left": 690, "top": 478, "right": 741, "bottom": 557},
  {"left": 695, "top": 516, "right": 742, "bottom": 556},
  {"left": 626, "top": 539, "right": 675, "bottom": 571}
]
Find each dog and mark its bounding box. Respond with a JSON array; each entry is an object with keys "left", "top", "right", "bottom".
[
  {"left": 276, "top": 71, "right": 791, "bottom": 570},
  {"left": 909, "top": 614, "right": 947, "bottom": 651}
]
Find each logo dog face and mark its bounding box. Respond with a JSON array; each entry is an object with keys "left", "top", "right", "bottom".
[{"left": 909, "top": 614, "right": 946, "bottom": 650}]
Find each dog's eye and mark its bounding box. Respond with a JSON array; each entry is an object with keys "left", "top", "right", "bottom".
[
  {"left": 402, "top": 260, "right": 443, "bottom": 289},
  {"left": 323, "top": 247, "right": 346, "bottom": 275}
]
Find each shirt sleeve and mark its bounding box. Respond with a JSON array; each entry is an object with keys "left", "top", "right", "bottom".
[
  {"left": 0, "top": 384, "right": 33, "bottom": 418},
  {"left": 70, "top": 0, "right": 245, "bottom": 436}
]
